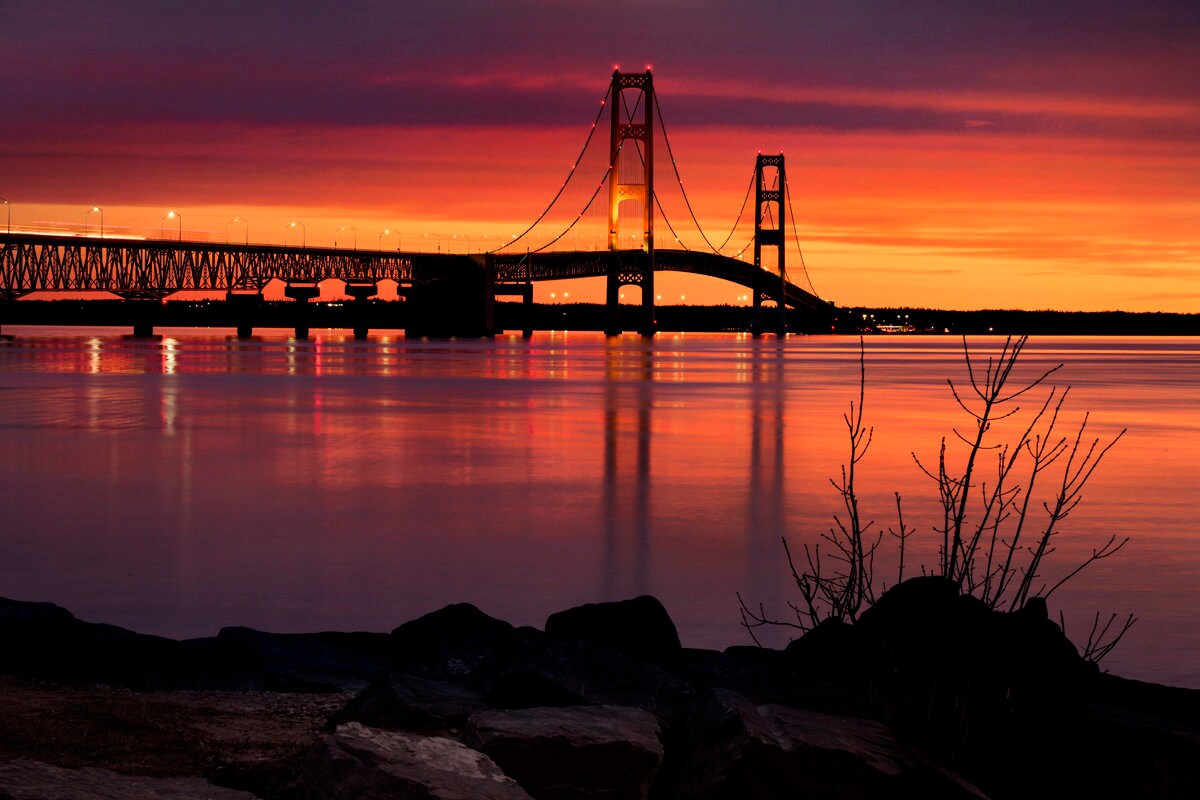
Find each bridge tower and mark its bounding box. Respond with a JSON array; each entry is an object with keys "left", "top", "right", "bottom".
[
  {"left": 606, "top": 68, "right": 655, "bottom": 336},
  {"left": 753, "top": 153, "right": 787, "bottom": 335}
]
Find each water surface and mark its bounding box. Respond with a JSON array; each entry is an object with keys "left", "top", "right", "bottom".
[{"left": 1, "top": 328, "right": 1196, "bottom": 687}]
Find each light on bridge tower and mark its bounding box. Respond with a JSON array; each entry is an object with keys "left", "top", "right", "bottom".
[
  {"left": 753, "top": 153, "right": 787, "bottom": 335},
  {"left": 606, "top": 67, "right": 655, "bottom": 336}
]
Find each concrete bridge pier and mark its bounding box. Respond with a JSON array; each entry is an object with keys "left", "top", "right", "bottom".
[
  {"left": 490, "top": 280, "right": 533, "bottom": 337},
  {"left": 285, "top": 283, "right": 320, "bottom": 339},
  {"left": 520, "top": 282, "right": 533, "bottom": 338},
  {"left": 125, "top": 299, "right": 161, "bottom": 338},
  {"left": 344, "top": 281, "right": 378, "bottom": 340},
  {"left": 605, "top": 253, "right": 656, "bottom": 337},
  {"left": 605, "top": 273, "right": 621, "bottom": 337},
  {"left": 226, "top": 289, "right": 263, "bottom": 338},
  {"left": 639, "top": 268, "right": 656, "bottom": 337},
  {"left": 0, "top": 295, "right": 15, "bottom": 341},
  {"left": 406, "top": 256, "right": 489, "bottom": 338},
  {"left": 750, "top": 292, "right": 787, "bottom": 337}
]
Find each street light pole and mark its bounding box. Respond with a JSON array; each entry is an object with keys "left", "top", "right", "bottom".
[
  {"left": 288, "top": 221, "right": 306, "bottom": 248},
  {"left": 380, "top": 229, "right": 401, "bottom": 251},
  {"left": 0, "top": 197, "right": 9, "bottom": 234},
  {"left": 227, "top": 216, "right": 249, "bottom": 245},
  {"left": 163, "top": 210, "right": 182, "bottom": 241},
  {"left": 85, "top": 205, "right": 104, "bottom": 238},
  {"left": 338, "top": 225, "right": 357, "bottom": 251}
]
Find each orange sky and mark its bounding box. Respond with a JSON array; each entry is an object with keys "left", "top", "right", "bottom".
[{"left": 3, "top": 2, "right": 1198, "bottom": 311}]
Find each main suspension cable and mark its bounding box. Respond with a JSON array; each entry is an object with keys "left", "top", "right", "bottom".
[
  {"left": 784, "top": 173, "right": 818, "bottom": 296},
  {"left": 653, "top": 190, "right": 688, "bottom": 250},
  {"left": 528, "top": 141, "right": 625, "bottom": 253},
  {"left": 714, "top": 172, "right": 755, "bottom": 254},
  {"left": 652, "top": 92, "right": 723, "bottom": 254},
  {"left": 494, "top": 84, "right": 613, "bottom": 253}
]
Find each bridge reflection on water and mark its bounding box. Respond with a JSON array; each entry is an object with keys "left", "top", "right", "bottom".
[{"left": 1, "top": 329, "right": 799, "bottom": 639}]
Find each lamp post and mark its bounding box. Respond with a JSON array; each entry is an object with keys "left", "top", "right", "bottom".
[
  {"left": 380, "top": 229, "right": 401, "bottom": 251},
  {"left": 423, "top": 233, "right": 445, "bottom": 254},
  {"left": 287, "top": 221, "right": 306, "bottom": 248},
  {"left": 162, "top": 210, "right": 182, "bottom": 241},
  {"left": 85, "top": 205, "right": 103, "bottom": 238},
  {"left": 338, "top": 225, "right": 357, "bottom": 251},
  {"left": 0, "top": 197, "right": 9, "bottom": 233},
  {"left": 226, "top": 216, "right": 249, "bottom": 245}
]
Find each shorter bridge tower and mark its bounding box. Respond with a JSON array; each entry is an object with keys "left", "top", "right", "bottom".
[
  {"left": 753, "top": 153, "right": 787, "bottom": 335},
  {"left": 606, "top": 68, "right": 655, "bottom": 336}
]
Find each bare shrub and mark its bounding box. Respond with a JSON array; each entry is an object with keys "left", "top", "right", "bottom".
[{"left": 740, "top": 335, "right": 1133, "bottom": 663}]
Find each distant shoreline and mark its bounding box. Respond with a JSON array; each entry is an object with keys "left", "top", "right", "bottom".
[{"left": 3, "top": 299, "right": 1200, "bottom": 336}]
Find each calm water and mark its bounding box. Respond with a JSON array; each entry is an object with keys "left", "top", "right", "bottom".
[{"left": 1, "top": 328, "right": 1197, "bottom": 688}]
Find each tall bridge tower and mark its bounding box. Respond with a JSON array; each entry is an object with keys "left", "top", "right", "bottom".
[
  {"left": 606, "top": 68, "right": 655, "bottom": 335},
  {"left": 753, "top": 153, "right": 787, "bottom": 334}
]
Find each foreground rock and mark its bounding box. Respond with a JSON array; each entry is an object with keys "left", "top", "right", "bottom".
[
  {"left": 216, "top": 627, "right": 392, "bottom": 693},
  {"left": 466, "top": 705, "right": 663, "bottom": 800},
  {"left": 672, "top": 689, "right": 984, "bottom": 799},
  {"left": 327, "top": 673, "right": 487, "bottom": 734},
  {"left": 4, "top": 582, "right": 1200, "bottom": 800},
  {"left": 0, "top": 597, "right": 258, "bottom": 690},
  {"left": 0, "top": 597, "right": 389, "bottom": 693},
  {"left": 300, "top": 722, "right": 532, "bottom": 800},
  {"left": 545, "top": 596, "right": 682, "bottom": 668},
  {"left": 0, "top": 759, "right": 260, "bottom": 799}
]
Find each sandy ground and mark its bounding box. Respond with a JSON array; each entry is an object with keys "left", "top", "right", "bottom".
[{"left": 0, "top": 676, "right": 351, "bottom": 798}]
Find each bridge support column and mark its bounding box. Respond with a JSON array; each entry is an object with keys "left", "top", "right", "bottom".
[
  {"left": 482, "top": 255, "right": 497, "bottom": 338},
  {"left": 344, "top": 281, "right": 378, "bottom": 340},
  {"left": 126, "top": 299, "right": 162, "bottom": 339},
  {"left": 755, "top": 153, "right": 788, "bottom": 337},
  {"left": 285, "top": 283, "right": 320, "bottom": 339},
  {"left": 639, "top": 267, "right": 655, "bottom": 337},
  {"left": 405, "top": 256, "right": 490, "bottom": 338},
  {"left": 607, "top": 69, "right": 656, "bottom": 337},
  {"left": 522, "top": 282, "right": 533, "bottom": 338},
  {"left": 0, "top": 297, "right": 13, "bottom": 341},
  {"left": 605, "top": 269, "right": 621, "bottom": 337},
  {"left": 226, "top": 289, "right": 263, "bottom": 339}
]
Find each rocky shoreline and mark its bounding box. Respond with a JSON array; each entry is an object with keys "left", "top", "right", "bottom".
[{"left": 2, "top": 579, "right": 1198, "bottom": 799}]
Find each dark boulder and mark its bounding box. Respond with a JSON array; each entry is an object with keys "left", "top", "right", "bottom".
[
  {"left": 850, "top": 577, "right": 1090, "bottom": 756},
  {"left": 299, "top": 722, "right": 533, "bottom": 800},
  {"left": 545, "top": 596, "right": 681, "bottom": 668},
  {"left": 0, "top": 596, "right": 259, "bottom": 690},
  {"left": 216, "top": 627, "right": 393, "bottom": 693},
  {"left": 476, "top": 628, "right": 692, "bottom": 726},
  {"left": 678, "top": 646, "right": 851, "bottom": 716},
  {"left": 391, "top": 603, "right": 517, "bottom": 683},
  {"left": 328, "top": 673, "right": 488, "bottom": 734},
  {"left": 465, "top": 705, "right": 664, "bottom": 800},
  {"left": 671, "top": 689, "right": 986, "bottom": 799}
]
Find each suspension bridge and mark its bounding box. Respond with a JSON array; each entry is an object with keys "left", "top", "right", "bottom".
[{"left": 0, "top": 69, "right": 831, "bottom": 338}]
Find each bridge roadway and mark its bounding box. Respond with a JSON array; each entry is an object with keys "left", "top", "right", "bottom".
[{"left": 0, "top": 233, "right": 827, "bottom": 334}]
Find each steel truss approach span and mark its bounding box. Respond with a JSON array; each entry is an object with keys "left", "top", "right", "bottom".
[{"left": 0, "top": 234, "right": 412, "bottom": 298}]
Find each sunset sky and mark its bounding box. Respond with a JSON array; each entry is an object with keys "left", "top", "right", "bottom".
[{"left": 2, "top": 1, "right": 1197, "bottom": 310}]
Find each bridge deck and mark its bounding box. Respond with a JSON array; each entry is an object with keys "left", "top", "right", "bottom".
[{"left": 0, "top": 233, "right": 825, "bottom": 310}]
